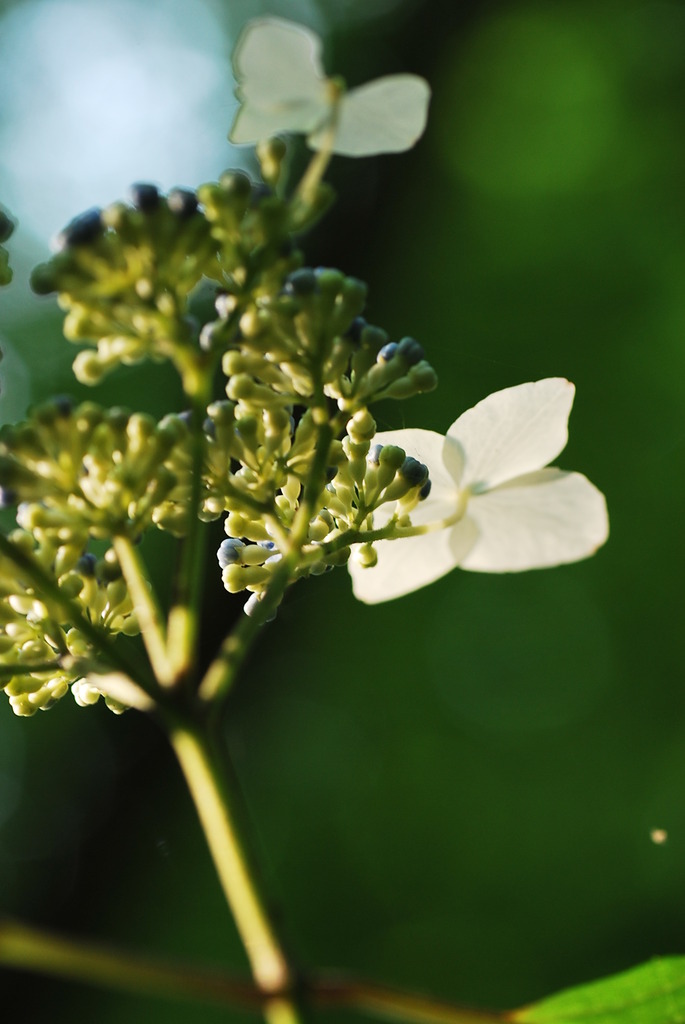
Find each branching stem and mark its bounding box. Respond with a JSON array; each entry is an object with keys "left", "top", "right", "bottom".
[{"left": 0, "top": 917, "right": 505, "bottom": 1024}]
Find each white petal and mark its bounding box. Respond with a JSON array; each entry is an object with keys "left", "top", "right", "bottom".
[
  {"left": 308, "top": 74, "right": 431, "bottom": 157},
  {"left": 230, "top": 18, "right": 329, "bottom": 142},
  {"left": 460, "top": 468, "right": 609, "bottom": 573},
  {"left": 231, "top": 102, "right": 325, "bottom": 145},
  {"left": 445, "top": 379, "right": 575, "bottom": 491},
  {"left": 349, "top": 514, "right": 478, "bottom": 604}
]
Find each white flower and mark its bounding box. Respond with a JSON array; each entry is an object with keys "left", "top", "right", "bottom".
[
  {"left": 229, "top": 17, "right": 431, "bottom": 157},
  {"left": 348, "top": 379, "right": 609, "bottom": 604}
]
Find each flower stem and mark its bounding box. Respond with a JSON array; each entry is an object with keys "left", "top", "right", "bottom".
[
  {"left": 0, "top": 916, "right": 506, "bottom": 1024},
  {"left": 166, "top": 379, "right": 211, "bottom": 685},
  {"left": 320, "top": 494, "right": 470, "bottom": 559},
  {"left": 197, "top": 552, "right": 294, "bottom": 705},
  {"left": 0, "top": 916, "right": 259, "bottom": 1010},
  {"left": 315, "top": 977, "right": 504, "bottom": 1024},
  {"left": 167, "top": 721, "right": 304, "bottom": 1023},
  {"left": 112, "top": 535, "right": 174, "bottom": 687},
  {"left": 0, "top": 660, "right": 61, "bottom": 678},
  {"left": 291, "top": 85, "right": 340, "bottom": 223}
]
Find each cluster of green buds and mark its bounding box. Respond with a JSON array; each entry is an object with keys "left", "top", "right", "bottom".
[
  {"left": 0, "top": 532, "right": 138, "bottom": 716},
  {"left": 0, "top": 145, "right": 438, "bottom": 715}
]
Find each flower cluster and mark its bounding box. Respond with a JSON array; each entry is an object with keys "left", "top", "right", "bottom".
[
  {"left": 0, "top": 398, "right": 193, "bottom": 543},
  {"left": 0, "top": 532, "right": 138, "bottom": 716},
  {"left": 0, "top": 17, "right": 609, "bottom": 716}
]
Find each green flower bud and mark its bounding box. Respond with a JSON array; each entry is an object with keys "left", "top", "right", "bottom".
[
  {"left": 346, "top": 409, "right": 376, "bottom": 444},
  {"left": 256, "top": 138, "right": 288, "bottom": 188},
  {"left": 354, "top": 543, "right": 378, "bottom": 568},
  {"left": 222, "top": 563, "right": 271, "bottom": 593}
]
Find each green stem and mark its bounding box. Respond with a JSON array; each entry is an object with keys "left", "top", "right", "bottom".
[
  {"left": 168, "top": 722, "right": 304, "bottom": 1023},
  {"left": 0, "top": 660, "right": 61, "bottom": 678},
  {"left": 199, "top": 414, "right": 334, "bottom": 707},
  {"left": 315, "top": 978, "right": 504, "bottom": 1024},
  {"left": 167, "top": 383, "right": 211, "bottom": 684},
  {"left": 0, "top": 917, "right": 259, "bottom": 1010},
  {"left": 112, "top": 535, "right": 174, "bottom": 687},
  {"left": 0, "top": 917, "right": 506, "bottom": 1024},
  {"left": 291, "top": 84, "right": 341, "bottom": 219},
  {"left": 320, "top": 495, "right": 470, "bottom": 559},
  {"left": 290, "top": 420, "right": 333, "bottom": 547},
  {"left": 197, "top": 552, "right": 295, "bottom": 705}
]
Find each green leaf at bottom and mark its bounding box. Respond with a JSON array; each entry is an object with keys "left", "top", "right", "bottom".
[{"left": 513, "top": 958, "right": 685, "bottom": 1024}]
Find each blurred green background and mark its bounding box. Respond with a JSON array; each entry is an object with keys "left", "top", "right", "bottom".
[{"left": 2, "top": 0, "right": 685, "bottom": 1020}]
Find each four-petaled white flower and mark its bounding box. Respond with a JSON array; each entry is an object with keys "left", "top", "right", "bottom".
[
  {"left": 348, "top": 379, "right": 609, "bottom": 604},
  {"left": 229, "top": 17, "right": 431, "bottom": 157}
]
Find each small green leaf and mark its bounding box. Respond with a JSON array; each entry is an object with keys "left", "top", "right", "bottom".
[{"left": 513, "top": 958, "right": 685, "bottom": 1024}]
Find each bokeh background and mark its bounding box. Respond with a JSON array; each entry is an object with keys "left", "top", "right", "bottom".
[{"left": 1, "top": 0, "right": 685, "bottom": 1020}]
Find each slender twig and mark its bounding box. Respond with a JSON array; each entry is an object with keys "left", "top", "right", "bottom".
[
  {"left": 291, "top": 86, "right": 340, "bottom": 221},
  {"left": 112, "top": 535, "right": 174, "bottom": 687},
  {"left": 168, "top": 722, "right": 305, "bottom": 1023},
  {"left": 0, "top": 917, "right": 507, "bottom": 1024},
  {"left": 0, "top": 917, "right": 259, "bottom": 1010},
  {"left": 0, "top": 660, "right": 61, "bottom": 678},
  {"left": 197, "top": 548, "right": 294, "bottom": 705},
  {"left": 166, "top": 385, "right": 210, "bottom": 685},
  {"left": 314, "top": 977, "right": 505, "bottom": 1024}
]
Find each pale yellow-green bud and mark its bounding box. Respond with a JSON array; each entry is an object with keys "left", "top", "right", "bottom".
[
  {"left": 346, "top": 408, "right": 376, "bottom": 444},
  {"left": 355, "top": 543, "right": 378, "bottom": 568}
]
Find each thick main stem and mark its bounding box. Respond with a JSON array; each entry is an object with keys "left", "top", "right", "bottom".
[{"left": 169, "top": 723, "right": 303, "bottom": 1023}]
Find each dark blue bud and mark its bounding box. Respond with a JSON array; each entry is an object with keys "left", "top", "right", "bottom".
[
  {"left": 367, "top": 444, "right": 383, "bottom": 465},
  {"left": 397, "top": 336, "right": 425, "bottom": 365},
  {"left": 283, "top": 268, "right": 317, "bottom": 297},
  {"left": 345, "top": 316, "right": 367, "bottom": 343},
  {"left": 54, "top": 208, "right": 103, "bottom": 251},
  {"left": 0, "top": 210, "right": 14, "bottom": 244},
  {"left": 167, "top": 187, "right": 198, "bottom": 218},
  {"left": 202, "top": 417, "right": 216, "bottom": 438},
  {"left": 258, "top": 540, "right": 276, "bottom": 550},
  {"left": 250, "top": 183, "right": 273, "bottom": 205},
  {"left": 177, "top": 410, "right": 193, "bottom": 426},
  {"left": 129, "top": 182, "right": 160, "bottom": 212},
  {"left": 0, "top": 486, "right": 17, "bottom": 508},
  {"left": 217, "top": 538, "right": 245, "bottom": 568},
  {"left": 77, "top": 553, "right": 97, "bottom": 576},
  {"left": 400, "top": 458, "right": 429, "bottom": 487},
  {"left": 377, "top": 342, "right": 398, "bottom": 364},
  {"left": 53, "top": 395, "right": 73, "bottom": 417},
  {"left": 419, "top": 479, "right": 432, "bottom": 500}
]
